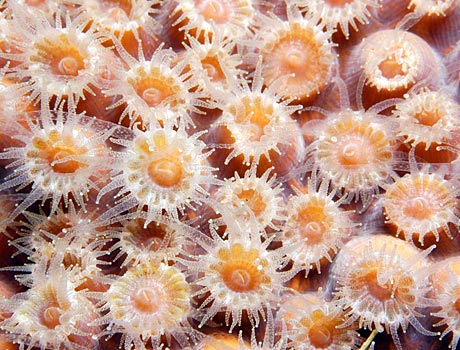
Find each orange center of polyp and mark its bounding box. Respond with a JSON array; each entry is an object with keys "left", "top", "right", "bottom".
[
  {"left": 234, "top": 97, "right": 272, "bottom": 141},
  {"left": 215, "top": 244, "right": 268, "bottom": 293},
  {"left": 148, "top": 155, "right": 184, "bottom": 188},
  {"left": 309, "top": 323, "right": 333, "bottom": 348},
  {"left": 324, "top": 0, "right": 354, "bottom": 6},
  {"left": 304, "top": 310, "right": 336, "bottom": 348},
  {"left": 297, "top": 204, "right": 328, "bottom": 244},
  {"left": 100, "top": 0, "right": 132, "bottom": 17},
  {"left": 201, "top": 56, "right": 225, "bottom": 82},
  {"left": 32, "top": 34, "right": 85, "bottom": 77},
  {"left": 132, "top": 287, "right": 160, "bottom": 313},
  {"left": 364, "top": 270, "right": 392, "bottom": 301},
  {"left": 221, "top": 261, "right": 259, "bottom": 292},
  {"left": 279, "top": 36, "right": 318, "bottom": 81},
  {"left": 403, "top": 197, "right": 432, "bottom": 220},
  {"left": 378, "top": 54, "right": 405, "bottom": 79},
  {"left": 132, "top": 74, "right": 179, "bottom": 108},
  {"left": 235, "top": 189, "right": 266, "bottom": 218},
  {"left": 197, "top": 0, "right": 231, "bottom": 24},
  {"left": 338, "top": 141, "right": 369, "bottom": 166},
  {"left": 41, "top": 306, "right": 61, "bottom": 329},
  {"left": 49, "top": 144, "right": 84, "bottom": 173},
  {"left": 58, "top": 57, "right": 80, "bottom": 76},
  {"left": 414, "top": 109, "right": 441, "bottom": 126},
  {"left": 32, "top": 134, "right": 87, "bottom": 174}
]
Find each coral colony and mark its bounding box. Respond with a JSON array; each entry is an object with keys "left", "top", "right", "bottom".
[{"left": 1, "top": 0, "right": 460, "bottom": 349}]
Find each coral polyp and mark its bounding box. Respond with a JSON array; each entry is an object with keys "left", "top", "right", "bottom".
[
  {"left": 254, "top": 4, "right": 336, "bottom": 101},
  {"left": 95, "top": 261, "right": 195, "bottom": 350},
  {"left": 344, "top": 29, "right": 445, "bottom": 108},
  {"left": 0, "top": 106, "right": 114, "bottom": 218},
  {"left": 306, "top": 109, "right": 399, "bottom": 207},
  {"left": 280, "top": 291, "right": 363, "bottom": 350},
  {"left": 207, "top": 60, "right": 304, "bottom": 176},
  {"left": 97, "top": 116, "right": 217, "bottom": 224},
  {"left": 181, "top": 213, "right": 293, "bottom": 332},
  {"left": 104, "top": 42, "right": 202, "bottom": 127},
  {"left": 106, "top": 211, "right": 186, "bottom": 267},
  {"left": 331, "top": 235, "right": 437, "bottom": 350},
  {"left": 282, "top": 176, "right": 356, "bottom": 275},
  {"left": 294, "top": 0, "right": 380, "bottom": 38},
  {"left": 214, "top": 166, "right": 286, "bottom": 231},
  {"left": 2, "top": 5, "right": 116, "bottom": 106},
  {"left": 0, "top": 261, "right": 100, "bottom": 350},
  {"left": 393, "top": 88, "right": 460, "bottom": 151},
  {"left": 382, "top": 165, "right": 460, "bottom": 245}
]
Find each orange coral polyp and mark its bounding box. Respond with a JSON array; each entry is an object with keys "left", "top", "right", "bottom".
[
  {"left": 383, "top": 169, "right": 459, "bottom": 244},
  {"left": 308, "top": 110, "right": 396, "bottom": 205},
  {"left": 362, "top": 269, "right": 393, "bottom": 301},
  {"left": 213, "top": 243, "right": 270, "bottom": 293},
  {"left": 262, "top": 25, "right": 332, "bottom": 100},
  {"left": 201, "top": 55, "right": 226, "bottom": 82},
  {"left": 378, "top": 55, "right": 405, "bottom": 79}
]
